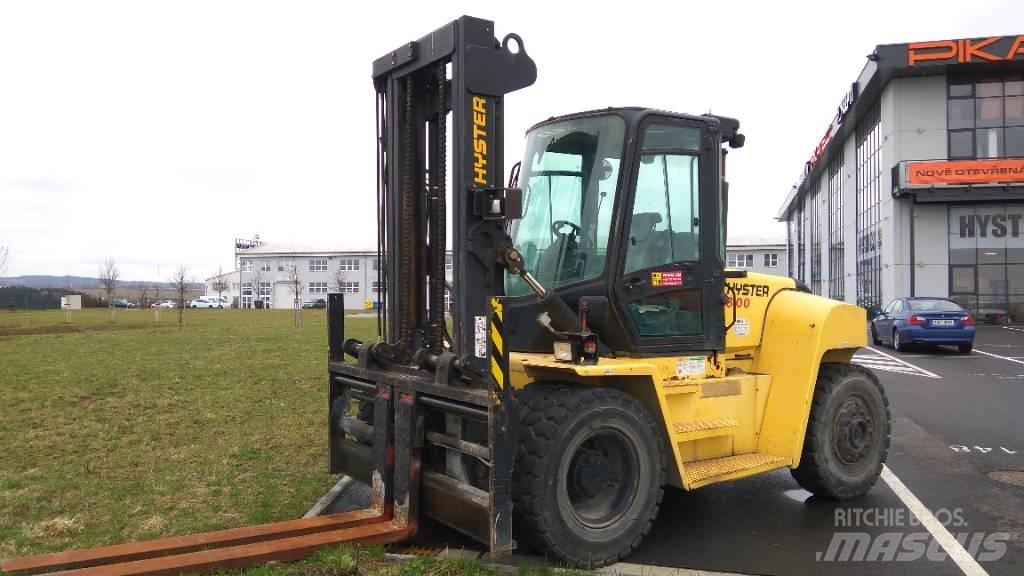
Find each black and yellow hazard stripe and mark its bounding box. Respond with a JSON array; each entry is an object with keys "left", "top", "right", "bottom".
[{"left": 488, "top": 297, "right": 507, "bottom": 404}]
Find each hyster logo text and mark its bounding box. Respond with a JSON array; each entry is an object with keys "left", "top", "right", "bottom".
[
  {"left": 960, "top": 214, "right": 1024, "bottom": 238},
  {"left": 472, "top": 96, "right": 488, "bottom": 185}
]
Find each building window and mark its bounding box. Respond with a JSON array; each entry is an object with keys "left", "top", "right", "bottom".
[
  {"left": 827, "top": 150, "right": 845, "bottom": 301},
  {"left": 339, "top": 282, "right": 360, "bottom": 293},
  {"left": 309, "top": 259, "right": 328, "bottom": 272},
  {"left": 241, "top": 282, "right": 253, "bottom": 296},
  {"left": 278, "top": 259, "right": 295, "bottom": 272},
  {"left": 728, "top": 253, "right": 754, "bottom": 268},
  {"left": 796, "top": 202, "right": 805, "bottom": 283},
  {"left": 856, "top": 103, "right": 882, "bottom": 310},
  {"left": 764, "top": 253, "right": 778, "bottom": 268},
  {"left": 373, "top": 258, "right": 382, "bottom": 271},
  {"left": 445, "top": 255, "right": 453, "bottom": 270},
  {"left": 948, "top": 75, "right": 1024, "bottom": 159},
  {"left": 259, "top": 260, "right": 271, "bottom": 272},
  {"left": 338, "top": 258, "right": 360, "bottom": 271},
  {"left": 241, "top": 260, "right": 253, "bottom": 272},
  {"left": 810, "top": 181, "right": 822, "bottom": 295},
  {"left": 308, "top": 281, "right": 327, "bottom": 294},
  {"left": 231, "top": 282, "right": 239, "bottom": 291},
  {"left": 948, "top": 204, "right": 1024, "bottom": 325},
  {"left": 373, "top": 281, "right": 386, "bottom": 293},
  {"left": 258, "top": 282, "right": 271, "bottom": 297}
]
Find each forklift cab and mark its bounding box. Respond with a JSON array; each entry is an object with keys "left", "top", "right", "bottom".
[{"left": 506, "top": 108, "right": 743, "bottom": 355}]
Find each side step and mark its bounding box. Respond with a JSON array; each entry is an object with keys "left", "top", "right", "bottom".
[
  {"left": 683, "top": 453, "right": 789, "bottom": 489},
  {"left": 672, "top": 418, "right": 739, "bottom": 441}
]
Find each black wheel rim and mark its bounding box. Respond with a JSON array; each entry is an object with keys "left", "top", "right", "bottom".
[
  {"left": 832, "top": 394, "right": 875, "bottom": 466},
  {"left": 562, "top": 429, "right": 638, "bottom": 529}
]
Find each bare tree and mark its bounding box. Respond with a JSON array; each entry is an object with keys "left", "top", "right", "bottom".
[
  {"left": 99, "top": 258, "right": 120, "bottom": 322},
  {"left": 251, "top": 268, "right": 267, "bottom": 309},
  {"left": 138, "top": 284, "right": 149, "bottom": 308},
  {"left": 0, "top": 245, "right": 9, "bottom": 278},
  {"left": 211, "top": 265, "right": 229, "bottom": 305},
  {"left": 170, "top": 265, "right": 191, "bottom": 328},
  {"left": 287, "top": 264, "right": 303, "bottom": 326},
  {"left": 330, "top": 267, "right": 349, "bottom": 295}
]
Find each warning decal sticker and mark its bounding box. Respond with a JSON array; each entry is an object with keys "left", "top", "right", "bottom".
[{"left": 651, "top": 270, "right": 684, "bottom": 287}]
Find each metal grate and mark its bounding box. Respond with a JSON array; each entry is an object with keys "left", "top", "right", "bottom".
[
  {"left": 988, "top": 470, "right": 1024, "bottom": 487},
  {"left": 673, "top": 418, "right": 739, "bottom": 434},
  {"left": 684, "top": 452, "right": 788, "bottom": 486}
]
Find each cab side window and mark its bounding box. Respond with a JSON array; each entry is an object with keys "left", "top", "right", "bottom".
[{"left": 624, "top": 124, "right": 701, "bottom": 274}]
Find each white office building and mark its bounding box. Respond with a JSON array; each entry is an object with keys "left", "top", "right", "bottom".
[
  {"left": 725, "top": 238, "right": 788, "bottom": 277},
  {"left": 233, "top": 239, "right": 453, "bottom": 310}
]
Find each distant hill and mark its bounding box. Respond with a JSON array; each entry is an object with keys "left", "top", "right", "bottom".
[{"left": 0, "top": 275, "right": 203, "bottom": 290}]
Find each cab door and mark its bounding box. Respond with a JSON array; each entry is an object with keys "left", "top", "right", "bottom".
[{"left": 613, "top": 118, "right": 725, "bottom": 353}]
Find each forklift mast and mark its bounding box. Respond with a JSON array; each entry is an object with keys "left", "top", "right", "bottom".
[{"left": 372, "top": 15, "right": 536, "bottom": 378}]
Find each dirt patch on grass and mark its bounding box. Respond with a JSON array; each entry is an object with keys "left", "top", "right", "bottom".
[
  {"left": 27, "top": 516, "right": 83, "bottom": 539},
  {"left": 0, "top": 324, "right": 151, "bottom": 337}
]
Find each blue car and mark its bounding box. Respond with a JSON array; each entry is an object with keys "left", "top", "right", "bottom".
[{"left": 871, "top": 297, "right": 975, "bottom": 353}]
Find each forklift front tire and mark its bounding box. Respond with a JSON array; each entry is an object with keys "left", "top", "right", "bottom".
[
  {"left": 513, "top": 383, "right": 665, "bottom": 567},
  {"left": 791, "top": 363, "right": 890, "bottom": 500}
]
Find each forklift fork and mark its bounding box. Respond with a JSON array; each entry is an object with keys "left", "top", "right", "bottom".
[{"left": 327, "top": 293, "right": 517, "bottom": 556}]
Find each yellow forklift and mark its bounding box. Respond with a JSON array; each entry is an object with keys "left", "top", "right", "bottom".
[
  {"left": 0, "top": 15, "right": 890, "bottom": 576},
  {"left": 327, "top": 14, "right": 890, "bottom": 567}
]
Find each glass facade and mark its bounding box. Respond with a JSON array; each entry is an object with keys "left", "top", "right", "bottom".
[
  {"left": 948, "top": 204, "right": 1024, "bottom": 324},
  {"left": 795, "top": 202, "right": 805, "bottom": 283},
  {"left": 948, "top": 75, "right": 1024, "bottom": 159},
  {"left": 827, "top": 150, "right": 845, "bottom": 300},
  {"left": 810, "top": 182, "right": 822, "bottom": 295},
  {"left": 855, "top": 103, "right": 883, "bottom": 310}
]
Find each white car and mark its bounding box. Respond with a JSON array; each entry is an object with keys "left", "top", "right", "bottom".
[
  {"left": 189, "top": 297, "right": 227, "bottom": 309},
  {"left": 152, "top": 300, "right": 177, "bottom": 309}
]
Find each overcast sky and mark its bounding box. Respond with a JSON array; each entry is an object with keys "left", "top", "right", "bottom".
[{"left": 2, "top": 0, "right": 1022, "bottom": 281}]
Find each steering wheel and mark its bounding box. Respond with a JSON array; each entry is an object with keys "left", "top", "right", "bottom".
[{"left": 551, "top": 219, "right": 581, "bottom": 237}]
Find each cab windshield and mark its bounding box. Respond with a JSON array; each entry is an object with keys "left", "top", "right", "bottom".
[{"left": 506, "top": 115, "right": 626, "bottom": 296}]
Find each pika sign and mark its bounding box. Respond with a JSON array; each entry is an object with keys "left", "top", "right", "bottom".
[{"left": 908, "top": 35, "right": 1024, "bottom": 66}]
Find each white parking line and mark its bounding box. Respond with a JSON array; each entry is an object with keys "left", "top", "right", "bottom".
[
  {"left": 881, "top": 466, "right": 989, "bottom": 576},
  {"left": 972, "top": 348, "right": 1024, "bottom": 366},
  {"left": 865, "top": 347, "right": 943, "bottom": 379}
]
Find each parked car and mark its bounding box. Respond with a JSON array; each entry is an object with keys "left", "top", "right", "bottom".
[
  {"left": 152, "top": 300, "right": 178, "bottom": 309},
  {"left": 871, "top": 297, "right": 975, "bottom": 353},
  {"left": 112, "top": 298, "right": 136, "bottom": 308},
  {"left": 302, "top": 298, "right": 327, "bottom": 309},
  {"left": 189, "top": 297, "right": 227, "bottom": 309}
]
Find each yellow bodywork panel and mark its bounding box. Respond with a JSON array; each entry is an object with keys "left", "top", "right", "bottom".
[
  {"left": 750, "top": 289, "right": 867, "bottom": 463},
  {"left": 507, "top": 272, "right": 867, "bottom": 491}
]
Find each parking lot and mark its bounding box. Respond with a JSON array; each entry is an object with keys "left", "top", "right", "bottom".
[{"left": 388, "top": 327, "right": 1024, "bottom": 575}]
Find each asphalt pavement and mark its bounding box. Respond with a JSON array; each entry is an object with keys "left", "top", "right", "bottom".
[{"left": 328, "top": 326, "right": 1024, "bottom": 575}]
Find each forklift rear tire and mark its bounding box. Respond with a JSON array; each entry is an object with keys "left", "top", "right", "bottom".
[
  {"left": 791, "top": 363, "right": 890, "bottom": 500},
  {"left": 513, "top": 383, "right": 665, "bottom": 567}
]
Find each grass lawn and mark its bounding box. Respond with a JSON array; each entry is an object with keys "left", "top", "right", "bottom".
[
  {"left": 0, "top": 309, "right": 575, "bottom": 575},
  {"left": 0, "top": 308, "right": 379, "bottom": 559}
]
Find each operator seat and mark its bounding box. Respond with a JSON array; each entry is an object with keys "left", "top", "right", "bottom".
[{"left": 624, "top": 212, "right": 663, "bottom": 272}]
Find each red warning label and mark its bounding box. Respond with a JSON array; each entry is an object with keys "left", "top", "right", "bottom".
[{"left": 651, "top": 270, "right": 683, "bottom": 287}]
